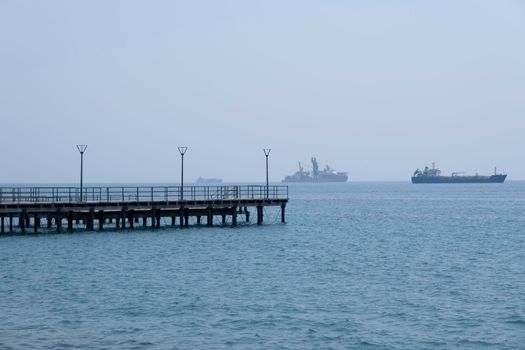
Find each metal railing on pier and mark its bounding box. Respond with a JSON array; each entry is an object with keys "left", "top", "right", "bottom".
[{"left": 0, "top": 185, "right": 289, "bottom": 204}]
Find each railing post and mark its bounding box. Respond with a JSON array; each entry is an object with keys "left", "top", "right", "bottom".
[
  {"left": 151, "top": 187, "right": 154, "bottom": 201},
  {"left": 122, "top": 187, "right": 124, "bottom": 202},
  {"left": 137, "top": 187, "right": 139, "bottom": 202},
  {"left": 106, "top": 187, "right": 109, "bottom": 202}
]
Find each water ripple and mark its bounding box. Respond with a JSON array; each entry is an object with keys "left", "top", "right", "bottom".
[{"left": 1, "top": 182, "right": 524, "bottom": 349}]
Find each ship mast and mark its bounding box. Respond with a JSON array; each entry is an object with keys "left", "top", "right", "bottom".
[{"left": 311, "top": 157, "right": 319, "bottom": 176}]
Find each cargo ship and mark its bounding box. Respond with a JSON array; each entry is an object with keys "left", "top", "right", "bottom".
[
  {"left": 282, "top": 157, "right": 348, "bottom": 183},
  {"left": 411, "top": 163, "right": 506, "bottom": 184}
]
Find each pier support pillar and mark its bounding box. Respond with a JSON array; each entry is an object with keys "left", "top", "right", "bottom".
[
  {"left": 129, "top": 210, "right": 134, "bottom": 229},
  {"left": 142, "top": 217, "right": 147, "bottom": 227},
  {"left": 151, "top": 208, "right": 156, "bottom": 228},
  {"left": 20, "top": 210, "right": 27, "bottom": 234},
  {"left": 47, "top": 215, "right": 52, "bottom": 228},
  {"left": 281, "top": 204, "right": 286, "bottom": 223},
  {"left": 98, "top": 211, "right": 104, "bottom": 231},
  {"left": 196, "top": 216, "right": 201, "bottom": 225},
  {"left": 9, "top": 214, "right": 13, "bottom": 232},
  {"left": 179, "top": 207, "right": 184, "bottom": 228},
  {"left": 257, "top": 205, "right": 263, "bottom": 225},
  {"left": 171, "top": 216, "right": 175, "bottom": 226},
  {"left": 67, "top": 211, "right": 73, "bottom": 232},
  {"left": 121, "top": 209, "right": 127, "bottom": 229},
  {"left": 34, "top": 214, "right": 40, "bottom": 233},
  {"left": 207, "top": 206, "right": 213, "bottom": 227},
  {"left": 222, "top": 214, "right": 226, "bottom": 224},
  {"left": 184, "top": 209, "right": 189, "bottom": 227},
  {"left": 245, "top": 210, "right": 250, "bottom": 222},
  {"left": 0, "top": 215, "right": 4, "bottom": 234},
  {"left": 232, "top": 206, "right": 237, "bottom": 226},
  {"left": 116, "top": 217, "right": 120, "bottom": 228},
  {"left": 56, "top": 208, "right": 62, "bottom": 233},
  {"left": 87, "top": 208, "right": 95, "bottom": 231},
  {"left": 155, "top": 210, "right": 161, "bottom": 228}
]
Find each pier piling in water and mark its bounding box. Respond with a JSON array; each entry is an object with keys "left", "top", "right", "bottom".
[
  {"left": 232, "top": 206, "right": 237, "bottom": 226},
  {"left": 56, "top": 208, "right": 62, "bottom": 233},
  {"left": 99, "top": 211, "right": 104, "bottom": 230},
  {"left": 207, "top": 206, "right": 213, "bottom": 227}
]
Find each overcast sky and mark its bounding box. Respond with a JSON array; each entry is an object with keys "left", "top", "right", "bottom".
[{"left": 1, "top": 0, "right": 524, "bottom": 183}]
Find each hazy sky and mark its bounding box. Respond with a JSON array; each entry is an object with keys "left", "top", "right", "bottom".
[{"left": 1, "top": 0, "right": 524, "bottom": 182}]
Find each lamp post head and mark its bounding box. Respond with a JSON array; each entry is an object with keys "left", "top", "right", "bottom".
[
  {"left": 263, "top": 148, "right": 271, "bottom": 157},
  {"left": 76, "top": 145, "right": 88, "bottom": 154},
  {"left": 178, "top": 146, "right": 188, "bottom": 156}
]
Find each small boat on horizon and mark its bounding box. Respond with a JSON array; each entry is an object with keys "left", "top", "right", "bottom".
[{"left": 196, "top": 177, "right": 223, "bottom": 184}]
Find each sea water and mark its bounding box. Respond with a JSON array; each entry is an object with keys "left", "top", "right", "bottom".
[{"left": 0, "top": 182, "right": 524, "bottom": 349}]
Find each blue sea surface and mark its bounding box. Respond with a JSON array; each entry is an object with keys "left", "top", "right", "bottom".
[{"left": 1, "top": 182, "right": 524, "bottom": 349}]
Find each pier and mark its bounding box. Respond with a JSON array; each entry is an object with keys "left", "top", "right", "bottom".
[{"left": 0, "top": 185, "right": 288, "bottom": 234}]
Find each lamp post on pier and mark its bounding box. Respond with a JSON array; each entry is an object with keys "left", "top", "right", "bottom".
[
  {"left": 263, "top": 148, "right": 271, "bottom": 198},
  {"left": 178, "top": 146, "right": 188, "bottom": 200},
  {"left": 76, "top": 145, "right": 88, "bottom": 202}
]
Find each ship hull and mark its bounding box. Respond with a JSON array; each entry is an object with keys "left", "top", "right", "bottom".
[
  {"left": 282, "top": 175, "right": 348, "bottom": 183},
  {"left": 411, "top": 174, "right": 506, "bottom": 184}
]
